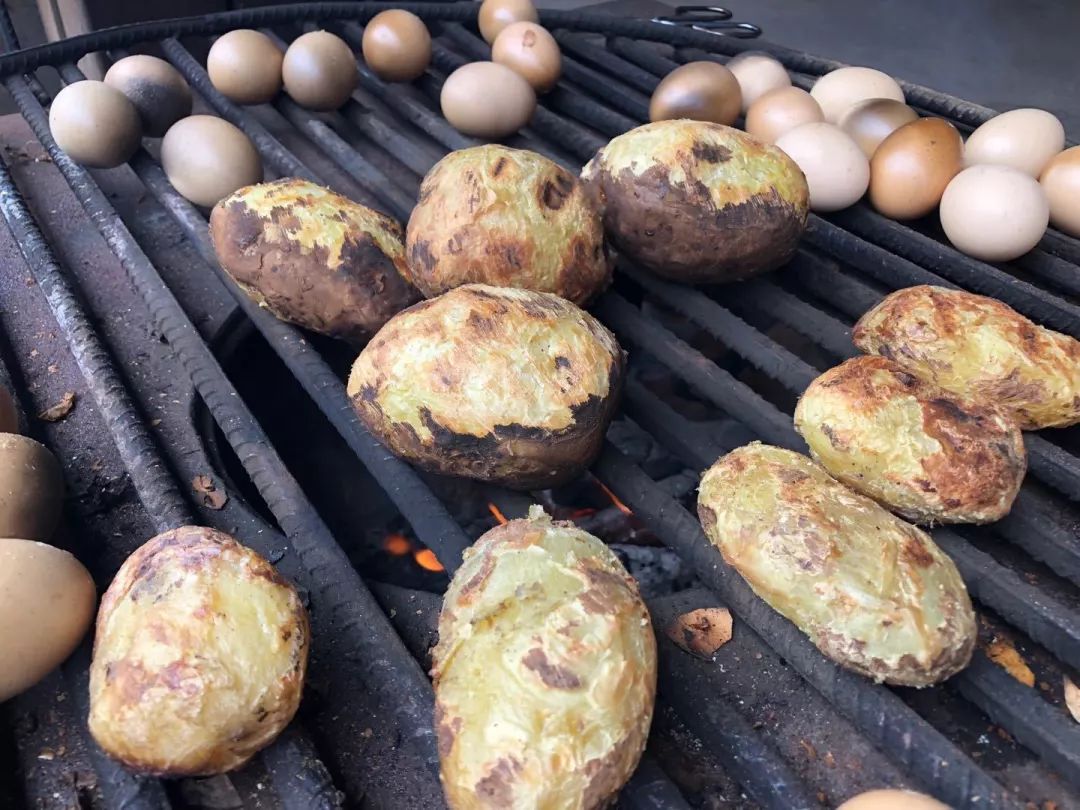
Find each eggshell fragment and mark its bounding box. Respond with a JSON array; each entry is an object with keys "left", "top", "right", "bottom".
[
  {"left": 775, "top": 122, "right": 869, "bottom": 211},
  {"left": 940, "top": 165, "right": 1049, "bottom": 261},
  {"left": 1040, "top": 145, "right": 1080, "bottom": 237},
  {"left": 744, "top": 86, "right": 824, "bottom": 144},
  {"left": 869, "top": 117, "right": 963, "bottom": 219},
  {"left": 811, "top": 66, "right": 904, "bottom": 124},
  {"left": 964, "top": 108, "right": 1064, "bottom": 177}
]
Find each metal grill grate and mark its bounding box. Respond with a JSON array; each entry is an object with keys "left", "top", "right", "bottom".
[{"left": 0, "top": 3, "right": 1077, "bottom": 809}]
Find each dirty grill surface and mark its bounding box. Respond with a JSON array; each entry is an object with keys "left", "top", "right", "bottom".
[{"left": 0, "top": 3, "right": 1078, "bottom": 809}]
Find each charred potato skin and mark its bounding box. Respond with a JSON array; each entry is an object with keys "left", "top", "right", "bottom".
[
  {"left": 580, "top": 120, "right": 809, "bottom": 283},
  {"left": 697, "top": 443, "right": 975, "bottom": 686},
  {"left": 347, "top": 285, "right": 624, "bottom": 490},
  {"left": 88, "top": 526, "right": 309, "bottom": 776},
  {"left": 433, "top": 507, "right": 656, "bottom": 810},
  {"left": 210, "top": 178, "right": 419, "bottom": 344},
  {"left": 406, "top": 145, "right": 612, "bottom": 306},
  {"left": 853, "top": 285, "right": 1080, "bottom": 429},
  {"left": 794, "top": 356, "right": 1026, "bottom": 524}
]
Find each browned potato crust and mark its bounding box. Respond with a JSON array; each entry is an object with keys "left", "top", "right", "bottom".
[
  {"left": 347, "top": 284, "right": 623, "bottom": 489},
  {"left": 795, "top": 356, "right": 1026, "bottom": 523},
  {"left": 854, "top": 285, "right": 1080, "bottom": 429},
  {"left": 210, "top": 178, "right": 419, "bottom": 344},
  {"left": 405, "top": 145, "right": 611, "bottom": 306}
]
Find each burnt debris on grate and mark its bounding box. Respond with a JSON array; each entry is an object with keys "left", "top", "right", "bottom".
[{"left": 0, "top": 3, "right": 1077, "bottom": 810}]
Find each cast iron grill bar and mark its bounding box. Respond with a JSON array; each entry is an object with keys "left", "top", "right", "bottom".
[
  {"left": 619, "top": 756, "right": 695, "bottom": 810},
  {"left": 556, "top": 31, "right": 662, "bottom": 95},
  {"left": 11, "top": 65, "right": 445, "bottom": 807},
  {"left": 785, "top": 250, "right": 892, "bottom": 317}
]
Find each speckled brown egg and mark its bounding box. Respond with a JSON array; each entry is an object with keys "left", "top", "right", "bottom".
[
  {"left": 838, "top": 98, "right": 918, "bottom": 158},
  {"left": 48, "top": 80, "right": 141, "bottom": 169},
  {"left": 744, "top": 86, "right": 824, "bottom": 144},
  {"left": 478, "top": 0, "right": 538, "bottom": 44},
  {"left": 1040, "top": 145, "right": 1080, "bottom": 238},
  {"left": 492, "top": 21, "right": 561, "bottom": 93},
  {"left": 869, "top": 117, "right": 963, "bottom": 220},
  {"left": 207, "top": 30, "right": 284, "bottom": 106},
  {"left": 726, "top": 51, "right": 791, "bottom": 113},
  {"left": 650, "top": 61, "right": 741, "bottom": 126},
  {"left": 361, "top": 9, "right": 431, "bottom": 82},
  {"left": 161, "top": 115, "right": 262, "bottom": 207},
  {"left": 104, "top": 55, "right": 191, "bottom": 138},
  {"left": 440, "top": 61, "right": 536, "bottom": 138},
  {"left": 282, "top": 30, "right": 357, "bottom": 111}
]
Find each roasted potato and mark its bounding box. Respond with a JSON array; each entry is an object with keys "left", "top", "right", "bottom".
[
  {"left": 405, "top": 145, "right": 611, "bottom": 306},
  {"left": 853, "top": 285, "right": 1080, "bottom": 429},
  {"left": 794, "top": 356, "right": 1026, "bottom": 524},
  {"left": 697, "top": 443, "right": 975, "bottom": 686},
  {"left": 210, "top": 178, "right": 419, "bottom": 344},
  {"left": 0, "top": 433, "right": 64, "bottom": 541},
  {"left": 433, "top": 506, "right": 656, "bottom": 810},
  {"left": 89, "top": 526, "right": 308, "bottom": 776},
  {"left": 580, "top": 120, "right": 809, "bottom": 283},
  {"left": 347, "top": 284, "right": 624, "bottom": 489}
]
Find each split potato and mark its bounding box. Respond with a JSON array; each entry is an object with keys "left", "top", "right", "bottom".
[
  {"left": 210, "top": 178, "right": 419, "bottom": 344},
  {"left": 406, "top": 145, "right": 611, "bottom": 305},
  {"left": 854, "top": 285, "right": 1080, "bottom": 429},
  {"left": 580, "top": 120, "right": 808, "bottom": 283},
  {"left": 795, "top": 356, "right": 1026, "bottom": 524},
  {"left": 698, "top": 443, "right": 975, "bottom": 686},
  {"left": 433, "top": 506, "right": 656, "bottom": 809},
  {"left": 348, "top": 284, "right": 624, "bottom": 489},
  {"left": 89, "top": 526, "right": 308, "bottom": 776},
  {"left": 0, "top": 433, "right": 64, "bottom": 541}
]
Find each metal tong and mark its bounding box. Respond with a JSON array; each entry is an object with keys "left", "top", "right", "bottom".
[{"left": 651, "top": 5, "right": 762, "bottom": 38}]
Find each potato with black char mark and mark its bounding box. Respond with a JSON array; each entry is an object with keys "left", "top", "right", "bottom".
[
  {"left": 795, "top": 356, "right": 1026, "bottom": 524},
  {"left": 88, "top": 526, "right": 308, "bottom": 776},
  {"left": 698, "top": 443, "right": 975, "bottom": 687},
  {"left": 433, "top": 506, "right": 656, "bottom": 810},
  {"left": 580, "top": 120, "right": 808, "bottom": 283},
  {"left": 854, "top": 285, "right": 1080, "bottom": 429},
  {"left": 210, "top": 178, "right": 419, "bottom": 344},
  {"left": 405, "top": 145, "right": 611, "bottom": 306},
  {"left": 347, "top": 284, "right": 623, "bottom": 490}
]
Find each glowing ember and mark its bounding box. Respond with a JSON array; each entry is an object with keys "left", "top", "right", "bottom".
[
  {"left": 383, "top": 533, "right": 411, "bottom": 556},
  {"left": 597, "top": 481, "right": 632, "bottom": 515},
  {"left": 569, "top": 507, "right": 597, "bottom": 519},
  {"left": 487, "top": 502, "right": 509, "bottom": 525},
  {"left": 414, "top": 548, "right": 444, "bottom": 572}
]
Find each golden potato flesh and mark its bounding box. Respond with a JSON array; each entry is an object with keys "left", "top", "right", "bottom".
[
  {"left": 580, "top": 120, "right": 808, "bottom": 283},
  {"left": 854, "top": 285, "right": 1080, "bottom": 429},
  {"left": 405, "top": 145, "right": 611, "bottom": 306},
  {"left": 794, "top": 356, "right": 1026, "bottom": 524},
  {"left": 210, "top": 178, "right": 419, "bottom": 344},
  {"left": 698, "top": 443, "right": 975, "bottom": 686},
  {"left": 347, "top": 284, "right": 624, "bottom": 489},
  {"left": 0, "top": 433, "right": 64, "bottom": 542},
  {"left": 433, "top": 507, "right": 656, "bottom": 810},
  {"left": 89, "top": 526, "right": 309, "bottom": 776}
]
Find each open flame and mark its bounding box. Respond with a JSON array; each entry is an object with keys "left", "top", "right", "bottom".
[
  {"left": 414, "top": 549, "right": 444, "bottom": 572},
  {"left": 487, "top": 502, "right": 509, "bottom": 525},
  {"left": 597, "top": 481, "right": 632, "bottom": 515},
  {"left": 383, "top": 533, "right": 411, "bottom": 556}
]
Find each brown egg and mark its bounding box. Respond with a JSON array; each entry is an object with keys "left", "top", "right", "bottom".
[
  {"left": 0, "top": 434, "right": 64, "bottom": 542},
  {"left": 48, "top": 81, "right": 141, "bottom": 169},
  {"left": 869, "top": 117, "right": 963, "bottom": 220},
  {"left": 838, "top": 98, "right": 919, "bottom": 158},
  {"left": 362, "top": 9, "right": 431, "bottom": 83},
  {"left": 283, "top": 30, "right": 357, "bottom": 111},
  {"left": 492, "top": 22, "right": 561, "bottom": 93},
  {"left": 650, "top": 61, "right": 741, "bottom": 126},
  {"left": 0, "top": 386, "right": 16, "bottom": 434},
  {"left": 441, "top": 62, "right": 536, "bottom": 138},
  {"left": 838, "top": 789, "right": 949, "bottom": 810},
  {"left": 207, "top": 30, "right": 283, "bottom": 106},
  {"left": 478, "top": 0, "right": 538, "bottom": 44},
  {"left": 1041, "top": 145, "right": 1080, "bottom": 237},
  {"left": 161, "top": 116, "right": 262, "bottom": 207},
  {"left": 104, "top": 55, "right": 191, "bottom": 138},
  {"left": 745, "top": 86, "right": 824, "bottom": 144}
]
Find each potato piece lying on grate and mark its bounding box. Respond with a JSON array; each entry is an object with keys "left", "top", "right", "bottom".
[
  {"left": 89, "top": 526, "right": 309, "bottom": 776},
  {"left": 433, "top": 506, "right": 656, "bottom": 810},
  {"left": 580, "top": 120, "right": 809, "bottom": 283},
  {"left": 697, "top": 443, "right": 975, "bottom": 687},
  {"left": 405, "top": 145, "right": 611, "bottom": 306},
  {"left": 347, "top": 284, "right": 624, "bottom": 489},
  {"left": 854, "top": 285, "right": 1080, "bottom": 430},
  {"left": 795, "top": 355, "right": 1026, "bottom": 524},
  {"left": 210, "top": 177, "right": 419, "bottom": 345}
]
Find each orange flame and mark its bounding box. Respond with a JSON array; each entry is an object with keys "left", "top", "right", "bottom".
[
  {"left": 597, "top": 482, "right": 632, "bottom": 515},
  {"left": 487, "top": 502, "right": 509, "bottom": 525},
  {"left": 414, "top": 548, "right": 444, "bottom": 572},
  {"left": 383, "top": 533, "right": 411, "bottom": 556},
  {"left": 569, "top": 507, "right": 597, "bottom": 519}
]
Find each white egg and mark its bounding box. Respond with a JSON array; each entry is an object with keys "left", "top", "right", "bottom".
[
  {"left": 726, "top": 52, "right": 791, "bottom": 113},
  {"left": 940, "top": 165, "right": 1049, "bottom": 261},
  {"left": 775, "top": 122, "right": 869, "bottom": 212},
  {"left": 964, "top": 108, "right": 1065, "bottom": 177},
  {"left": 810, "top": 66, "right": 904, "bottom": 124},
  {"left": 838, "top": 789, "right": 950, "bottom": 810}
]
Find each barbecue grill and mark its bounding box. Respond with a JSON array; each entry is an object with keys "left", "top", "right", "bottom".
[{"left": 0, "top": 3, "right": 1078, "bottom": 808}]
